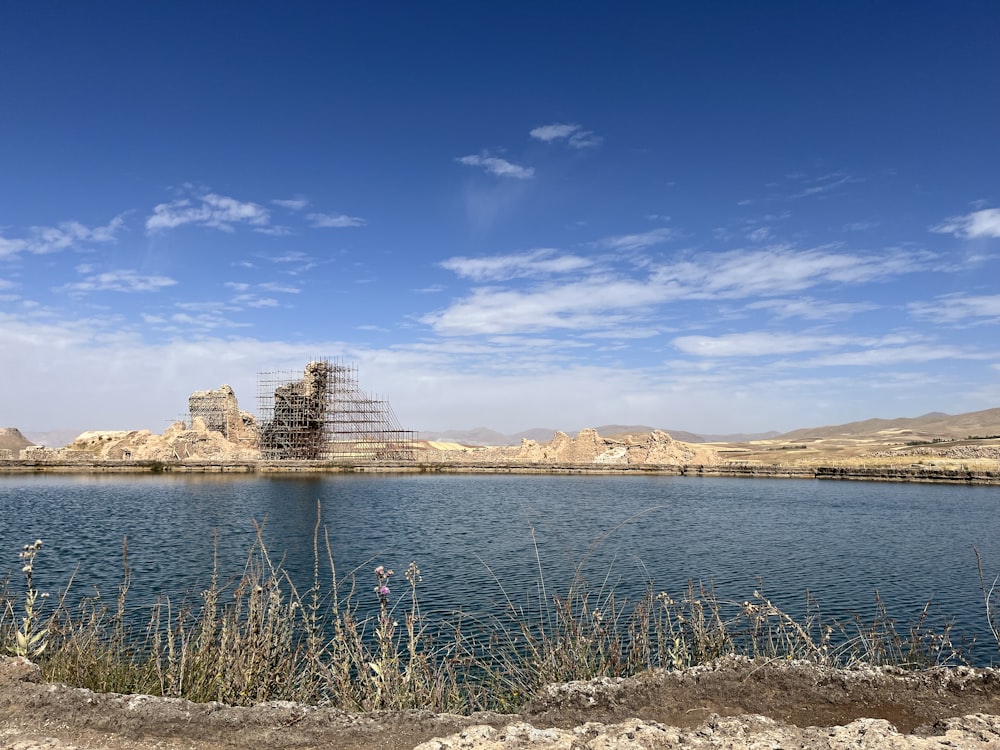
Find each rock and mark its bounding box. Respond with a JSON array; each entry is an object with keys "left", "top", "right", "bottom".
[{"left": 0, "top": 427, "right": 35, "bottom": 459}]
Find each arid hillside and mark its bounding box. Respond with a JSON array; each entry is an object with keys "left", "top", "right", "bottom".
[{"left": 713, "top": 407, "right": 1000, "bottom": 469}]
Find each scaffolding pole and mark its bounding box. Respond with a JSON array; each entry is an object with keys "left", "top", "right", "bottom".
[{"left": 257, "top": 358, "right": 414, "bottom": 461}]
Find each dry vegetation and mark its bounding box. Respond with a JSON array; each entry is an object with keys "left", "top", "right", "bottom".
[{"left": 3, "top": 507, "right": 998, "bottom": 716}]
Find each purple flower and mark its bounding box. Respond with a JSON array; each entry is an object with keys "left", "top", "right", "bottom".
[{"left": 379, "top": 586, "right": 390, "bottom": 597}]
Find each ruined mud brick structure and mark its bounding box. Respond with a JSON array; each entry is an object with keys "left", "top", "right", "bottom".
[
  {"left": 187, "top": 384, "right": 258, "bottom": 446},
  {"left": 257, "top": 358, "right": 414, "bottom": 461}
]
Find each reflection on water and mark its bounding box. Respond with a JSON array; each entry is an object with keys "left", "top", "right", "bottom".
[{"left": 1, "top": 473, "right": 998, "bottom": 659}]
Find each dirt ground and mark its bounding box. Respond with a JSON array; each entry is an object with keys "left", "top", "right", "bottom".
[{"left": 3, "top": 656, "right": 1000, "bottom": 749}]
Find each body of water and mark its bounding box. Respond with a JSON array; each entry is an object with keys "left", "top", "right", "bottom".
[{"left": 1, "top": 474, "right": 998, "bottom": 661}]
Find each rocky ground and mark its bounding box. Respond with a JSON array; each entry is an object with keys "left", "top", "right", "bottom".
[{"left": 4, "top": 656, "right": 1000, "bottom": 749}]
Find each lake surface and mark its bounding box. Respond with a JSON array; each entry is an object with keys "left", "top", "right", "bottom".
[{"left": 1, "top": 474, "right": 998, "bottom": 662}]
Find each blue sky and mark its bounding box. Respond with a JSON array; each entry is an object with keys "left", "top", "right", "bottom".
[{"left": 1, "top": 2, "right": 999, "bottom": 435}]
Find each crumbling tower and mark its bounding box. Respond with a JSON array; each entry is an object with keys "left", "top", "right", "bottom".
[
  {"left": 187, "top": 384, "right": 258, "bottom": 446},
  {"left": 257, "top": 358, "right": 414, "bottom": 461}
]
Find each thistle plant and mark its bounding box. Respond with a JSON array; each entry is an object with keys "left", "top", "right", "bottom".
[
  {"left": 11, "top": 540, "right": 49, "bottom": 659},
  {"left": 368, "top": 564, "right": 397, "bottom": 707}
]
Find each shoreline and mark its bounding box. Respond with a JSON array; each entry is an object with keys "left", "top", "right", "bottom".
[{"left": 1, "top": 458, "right": 998, "bottom": 484}]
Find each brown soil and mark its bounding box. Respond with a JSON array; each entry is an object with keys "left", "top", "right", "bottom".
[{"left": 3, "top": 656, "right": 1000, "bottom": 749}]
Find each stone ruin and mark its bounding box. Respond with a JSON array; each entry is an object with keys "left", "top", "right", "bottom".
[
  {"left": 187, "top": 384, "right": 258, "bottom": 447},
  {"left": 433, "top": 428, "right": 720, "bottom": 466}
]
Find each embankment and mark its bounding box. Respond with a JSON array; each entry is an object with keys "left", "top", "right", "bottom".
[{"left": 0, "top": 459, "right": 998, "bottom": 484}]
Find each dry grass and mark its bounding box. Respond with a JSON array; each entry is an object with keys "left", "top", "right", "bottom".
[{"left": 2, "top": 508, "right": 994, "bottom": 713}]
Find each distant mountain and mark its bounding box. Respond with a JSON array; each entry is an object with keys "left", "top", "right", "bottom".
[
  {"left": 23, "top": 428, "right": 83, "bottom": 448},
  {"left": 775, "top": 407, "right": 1000, "bottom": 442}
]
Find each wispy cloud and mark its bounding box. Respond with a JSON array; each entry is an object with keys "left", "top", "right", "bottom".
[
  {"left": 223, "top": 281, "right": 302, "bottom": 294},
  {"left": 670, "top": 331, "right": 977, "bottom": 369},
  {"left": 167, "top": 312, "right": 251, "bottom": 330},
  {"left": 306, "top": 212, "right": 366, "bottom": 228},
  {"left": 426, "top": 244, "right": 931, "bottom": 337},
  {"left": 422, "top": 275, "right": 662, "bottom": 335},
  {"left": 786, "top": 171, "right": 862, "bottom": 200},
  {"left": 597, "top": 228, "right": 674, "bottom": 251},
  {"left": 259, "top": 281, "right": 301, "bottom": 293},
  {"left": 662, "top": 245, "right": 933, "bottom": 297},
  {"left": 747, "top": 297, "right": 879, "bottom": 320},
  {"left": 146, "top": 191, "right": 270, "bottom": 233},
  {"left": 672, "top": 331, "right": 851, "bottom": 357},
  {"left": 0, "top": 216, "right": 126, "bottom": 259},
  {"left": 844, "top": 220, "right": 879, "bottom": 232},
  {"left": 808, "top": 344, "right": 981, "bottom": 366},
  {"left": 909, "top": 293, "right": 1000, "bottom": 324},
  {"left": 931, "top": 208, "right": 1000, "bottom": 239},
  {"left": 441, "top": 249, "right": 592, "bottom": 281},
  {"left": 456, "top": 152, "right": 535, "bottom": 179},
  {"left": 529, "top": 122, "right": 602, "bottom": 149},
  {"left": 230, "top": 294, "right": 279, "bottom": 308},
  {"left": 60, "top": 269, "right": 177, "bottom": 293},
  {"left": 272, "top": 198, "right": 309, "bottom": 211}
]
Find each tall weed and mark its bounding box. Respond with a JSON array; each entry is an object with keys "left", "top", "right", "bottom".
[{"left": 0, "top": 509, "right": 986, "bottom": 713}]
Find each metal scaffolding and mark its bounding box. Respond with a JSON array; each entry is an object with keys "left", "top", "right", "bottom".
[{"left": 257, "top": 358, "right": 415, "bottom": 461}]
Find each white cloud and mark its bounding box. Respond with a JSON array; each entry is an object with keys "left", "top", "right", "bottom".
[
  {"left": 272, "top": 198, "right": 309, "bottom": 211},
  {"left": 441, "top": 249, "right": 592, "bottom": 281},
  {"left": 169, "top": 312, "right": 250, "bottom": 330},
  {"left": 259, "top": 282, "right": 300, "bottom": 293},
  {"left": 747, "top": 297, "right": 879, "bottom": 320},
  {"left": 597, "top": 228, "right": 674, "bottom": 251},
  {"left": 254, "top": 225, "right": 294, "bottom": 237},
  {"left": 60, "top": 269, "right": 177, "bottom": 293},
  {"left": 423, "top": 275, "right": 667, "bottom": 335},
  {"left": 529, "top": 123, "right": 578, "bottom": 142},
  {"left": 230, "top": 294, "right": 279, "bottom": 308},
  {"left": 306, "top": 212, "right": 366, "bottom": 228},
  {"left": 807, "top": 344, "right": 978, "bottom": 366},
  {"left": 672, "top": 331, "right": 848, "bottom": 357},
  {"left": 661, "top": 246, "right": 933, "bottom": 298},
  {"left": 456, "top": 153, "right": 535, "bottom": 179},
  {"left": 931, "top": 208, "right": 1000, "bottom": 239},
  {"left": 426, "top": 244, "right": 930, "bottom": 337},
  {"left": 788, "top": 171, "right": 861, "bottom": 199},
  {"left": 909, "top": 293, "right": 1000, "bottom": 323},
  {"left": 0, "top": 216, "right": 125, "bottom": 258},
  {"left": 844, "top": 220, "right": 879, "bottom": 232},
  {"left": 146, "top": 192, "right": 270, "bottom": 233},
  {"left": 529, "top": 123, "right": 602, "bottom": 149}
]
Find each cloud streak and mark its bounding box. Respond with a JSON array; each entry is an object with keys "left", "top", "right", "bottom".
[
  {"left": 932, "top": 208, "right": 1000, "bottom": 239},
  {"left": 530, "top": 122, "right": 602, "bottom": 149},
  {"left": 306, "top": 212, "right": 367, "bottom": 228},
  {"left": 146, "top": 192, "right": 270, "bottom": 233},
  {"left": 60, "top": 269, "right": 177, "bottom": 293},
  {"left": 441, "top": 249, "right": 592, "bottom": 281},
  {"left": 0, "top": 216, "right": 125, "bottom": 259},
  {"left": 456, "top": 153, "right": 535, "bottom": 179},
  {"left": 425, "top": 244, "right": 933, "bottom": 337}
]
